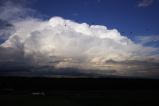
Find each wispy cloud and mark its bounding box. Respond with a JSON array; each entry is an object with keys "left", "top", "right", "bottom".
[
  {"left": 138, "top": 0, "right": 154, "bottom": 7},
  {"left": 135, "top": 35, "right": 159, "bottom": 45}
]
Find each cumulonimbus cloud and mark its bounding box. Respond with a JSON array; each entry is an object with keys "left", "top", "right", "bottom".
[
  {"left": 0, "top": 1, "right": 159, "bottom": 78},
  {"left": 1, "top": 16, "right": 158, "bottom": 68}
]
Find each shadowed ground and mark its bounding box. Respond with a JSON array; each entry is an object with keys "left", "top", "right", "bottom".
[{"left": 0, "top": 76, "right": 159, "bottom": 105}]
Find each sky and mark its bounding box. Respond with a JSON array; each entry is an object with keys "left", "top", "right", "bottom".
[
  {"left": 32, "top": 0, "right": 159, "bottom": 39},
  {"left": 1, "top": 0, "right": 159, "bottom": 46},
  {"left": 0, "top": 0, "right": 159, "bottom": 78}
]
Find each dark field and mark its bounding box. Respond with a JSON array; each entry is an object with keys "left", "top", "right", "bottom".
[{"left": 0, "top": 76, "right": 159, "bottom": 105}]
